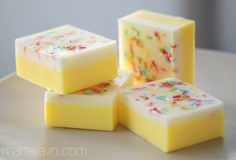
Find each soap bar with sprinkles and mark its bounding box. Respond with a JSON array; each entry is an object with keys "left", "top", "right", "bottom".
[
  {"left": 118, "top": 78, "right": 224, "bottom": 152},
  {"left": 118, "top": 10, "right": 195, "bottom": 85},
  {"left": 45, "top": 70, "right": 133, "bottom": 131},
  {"left": 16, "top": 25, "right": 118, "bottom": 94}
]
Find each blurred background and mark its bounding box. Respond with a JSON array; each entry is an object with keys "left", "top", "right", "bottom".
[{"left": 0, "top": 0, "right": 236, "bottom": 78}]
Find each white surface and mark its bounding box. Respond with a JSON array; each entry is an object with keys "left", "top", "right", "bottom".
[
  {"left": 119, "top": 78, "right": 224, "bottom": 126},
  {"left": 1, "top": 49, "right": 236, "bottom": 160},
  {"left": 45, "top": 70, "right": 132, "bottom": 106},
  {"left": 16, "top": 25, "right": 117, "bottom": 70}
]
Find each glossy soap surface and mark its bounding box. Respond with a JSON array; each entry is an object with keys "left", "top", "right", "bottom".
[
  {"left": 119, "top": 78, "right": 224, "bottom": 152},
  {"left": 45, "top": 70, "right": 133, "bottom": 131},
  {"left": 16, "top": 25, "right": 118, "bottom": 94},
  {"left": 119, "top": 10, "right": 195, "bottom": 85}
]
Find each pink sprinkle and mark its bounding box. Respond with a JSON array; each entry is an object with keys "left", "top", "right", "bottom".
[
  {"left": 132, "top": 87, "right": 145, "bottom": 91},
  {"left": 149, "top": 83, "right": 156, "bottom": 87},
  {"left": 160, "top": 48, "right": 172, "bottom": 62},
  {"left": 150, "top": 107, "right": 161, "bottom": 114},
  {"left": 36, "top": 41, "right": 41, "bottom": 46}
]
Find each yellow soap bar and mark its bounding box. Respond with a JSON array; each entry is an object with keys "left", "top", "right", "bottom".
[
  {"left": 118, "top": 10, "right": 195, "bottom": 85},
  {"left": 16, "top": 25, "right": 118, "bottom": 94},
  {"left": 118, "top": 78, "right": 224, "bottom": 152},
  {"left": 45, "top": 70, "right": 133, "bottom": 131}
]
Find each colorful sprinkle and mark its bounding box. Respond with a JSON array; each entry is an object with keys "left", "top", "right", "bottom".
[
  {"left": 150, "top": 107, "right": 161, "bottom": 114},
  {"left": 131, "top": 27, "right": 141, "bottom": 37},
  {"left": 25, "top": 26, "right": 110, "bottom": 58},
  {"left": 122, "top": 79, "right": 218, "bottom": 116},
  {"left": 123, "top": 26, "right": 180, "bottom": 83},
  {"left": 154, "top": 31, "right": 161, "bottom": 41}
]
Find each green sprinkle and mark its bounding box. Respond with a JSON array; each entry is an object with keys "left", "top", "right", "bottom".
[
  {"left": 155, "top": 95, "right": 169, "bottom": 102},
  {"left": 172, "top": 57, "right": 176, "bottom": 63},
  {"left": 146, "top": 35, "right": 153, "bottom": 40},
  {"left": 163, "top": 44, "right": 170, "bottom": 53},
  {"left": 131, "top": 27, "right": 140, "bottom": 37},
  {"left": 142, "top": 67, "right": 148, "bottom": 77}
]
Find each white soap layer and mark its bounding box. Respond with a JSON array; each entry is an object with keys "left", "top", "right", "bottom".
[
  {"left": 119, "top": 78, "right": 224, "bottom": 127},
  {"left": 118, "top": 15, "right": 186, "bottom": 81},
  {"left": 45, "top": 70, "right": 133, "bottom": 106},
  {"left": 16, "top": 25, "right": 117, "bottom": 71}
]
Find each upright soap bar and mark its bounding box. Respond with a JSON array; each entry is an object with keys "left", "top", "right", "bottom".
[
  {"left": 119, "top": 10, "right": 195, "bottom": 85},
  {"left": 45, "top": 70, "right": 133, "bottom": 131},
  {"left": 119, "top": 78, "right": 224, "bottom": 152},
  {"left": 16, "top": 25, "right": 118, "bottom": 94}
]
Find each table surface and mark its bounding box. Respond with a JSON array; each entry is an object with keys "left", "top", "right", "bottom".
[{"left": 1, "top": 49, "right": 236, "bottom": 160}]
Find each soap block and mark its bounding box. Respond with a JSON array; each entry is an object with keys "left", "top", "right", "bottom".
[
  {"left": 45, "top": 70, "right": 133, "bottom": 131},
  {"left": 16, "top": 25, "right": 118, "bottom": 94},
  {"left": 118, "top": 78, "right": 224, "bottom": 152},
  {"left": 118, "top": 10, "right": 195, "bottom": 85}
]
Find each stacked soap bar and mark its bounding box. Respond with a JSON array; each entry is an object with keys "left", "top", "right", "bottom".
[
  {"left": 119, "top": 78, "right": 224, "bottom": 152},
  {"left": 45, "top": 70, "right": 133, "bottom": 131},
  {"left": 14, "top": 10, "right": 224, "bottom": 153},
  {"left": 16, "top": 25, "right": 118, "bottom": 94},
  {"left": 119, "top": 10, "right": 195, "bottom": 85}
]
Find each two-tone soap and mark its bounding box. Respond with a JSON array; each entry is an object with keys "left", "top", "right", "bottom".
[{"left": 16, "top": 25, "right": 118, "bottom": 94}]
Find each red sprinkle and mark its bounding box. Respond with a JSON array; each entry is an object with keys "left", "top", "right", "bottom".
[
  {"left": 160, "top": 48, "right": 172, "bottom": 62},
  {"left": 140, "top": 96, "right": 149, "bottom": 100},
  {"left": 138, "top": 57, "right": 142, "bottom": 63},
  {"left": 152, "top": 60, "right": 157, "bottom": 67},
  {"left": 150, "top": 107, "right": 161, "bottom": 114},
  {"left": 146, "top": 78, "right": 153, "bottom": 82},
  {"left": 171, "top": 44, "right": 177, "bottom": 49},
  {"left": 154, "top": 31, "right": 161, "bottom": 41},
  {"left": 152, "top": 60, "right": 159, "bottom": 72},
  {"left": 79, "top": 46, "right": 86, "bottom": 50},
  {"left": 160, "top": 82, "right": 173, "bottom": 88},
  {"left": 173, "top": 95, "right": 181, "bottom": 99},
  {"left": 65, "top": 45, "right": 76, "bottom": 51},
  {"left": 99, "top": 82, "right": 110, "bottom": 87}
]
